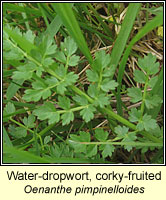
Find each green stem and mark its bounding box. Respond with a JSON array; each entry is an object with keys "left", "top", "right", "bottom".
[
  {"left": 18, "top": 121, "right": 58, "bottom": 150},
  {"left": 36, "top": 133, "right": 44, "bottom": 150},
  {"left": 70, "top": 85, "right": 94, "bottom": 103},
  {"left": 65, "top": 55, "right": 70, "bottom": 74},
  {"left": 58, "top": 105, "right": 88, "bottom": 114},
  {"left": 10, "top": 118, "right": 34, "bottom": 134}
]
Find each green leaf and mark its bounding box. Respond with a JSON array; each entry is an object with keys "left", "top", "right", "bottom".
[
  {"left": 134, "top": 70, "right": 146, "bottom": 83},
  {"left": 45, "top": 76, "right": 59, "bottom": 86},
  {"left": 127, "top": 87, "right": 142, "bottom": 103},
  {"left": 44, "top": 136, "right": 51, "bottom": 145},
  {"left": 100, "top": 144, "right": 115, "bottom": 158},
  {"left": 4, "top": 102, "right": 16, "bottom": 115},
  {"left": 61, "top": 36, "right": 78, "bottom": 56},
  {"left": 95, "top": 129, "right": 109, "bottom": 142},
  {"left": 61, "top": 111, "right": 74, "bottom": 125},
  {"left": 73, "top": 95, "right": 88, "bottom": 106},
  {"left": 86, "top": 69, "right": 99, "bottom": 82},
  {"left": 23, "top": 80, "right": 51, "bottom": 102},
  {"left": 39, "top": 35, "right": 57, "bottom": 56},
  {"left": 138, "top": 53, "right": 160, "bottom": 75},
  {"left": 33, "top": 102, "right": 60, "bottom": 125},
  {"left": 56, "top": 83, "right": 67, "bottom": 95},
  {"left": 115, "top": 125, "right": 129, "bottom": 137},
  {"left": 94, "top": 94, "right": 110, "bottom": 108},
  {"left": 145, "top": 94, "right": 162, "bottom": 109},
  {"left": 116, "top": 11, "right": 163, "bottom": 115},
  {"left": 30, "top": 49, "right": 42, "bottom": 63},
  {"left": 58, "top": 96, "right": 71, "bottom": 110},
  {"left": 52, "top": 3, "right": 93, "bottom": 64},
  {"left": 9, "top": 125, "right": 27, "bottom": 139},
  {"left": 23, "top": 30, "right": 36, "bottom": 44},
  {"left": 42, "top": 57, "right": 54, "bottom": 67},
  {"left": 103, "top": 65, "right": 115, "bottom": 77},
  {"left": 12, "top": 71, "right": 32, "bottom": 80},
  {"left": 92, "top": 50, "right": 111, "bottom": 72},
  {"left": 23, "top": 115, "right": 35, "bottom": 128},
  {"left": 122, "top": 132, "right": 137, "bottom": 152},
  {"left": 4, "top": 26, "right": 38, "bottom": 55},
  {"left": 6, "top": 79, "right": 24, "bottom": 100},
  {"left": 80, "top": 105, "right": 96, "bottom": 123},
  {"left": 55, "top": 71, "right": 78, "bottom": 94},
  {"left": 101, "top": 79, "right": 118, "bottom": 92},
  {"left": 137, "top": 114, "right": 157, "bottom": 131},
  {"left": 148, "top": 76, "right": 158, "bottom": 90},
  {"left": 115, "top": 125, "right": 137, "bottom": 152},
  {"left": 55, "top": 64, "right": 65, "bottom": 77},
  {"left": 65, "top": 72, "right": 78, "bottom": 85},
  {"left": 86, "top": 145, "right": 97, "bottom": 157},
  {"left": 70, "top": 131, "right": 90, "bottom": 143},
  {"left": 55, "top": 51, "right": 66, "bottom": 63},
  {"left": 69, "top": 140, "right": 86, "bottom": 153},
  {"left": 69, "top": 131, "right": 90, "bottom": 153},
  {"left": 68, "top": 55, "right": 80, "bottom": 66},
  {"left": 129, "top": 108, "right": 141, "bottom": 122},
  {"left": 88, "top": 84, "right": 98, "bottom": 98},
  {"left": 3, "top": 126, "right": 13, "bottom": 147},
  {"left": 4, "top": 48, "right": 24, "bottom": 61},
  {"left": 12, "top": 62, "right": 38, "bottom": 80},
  {"left": 150, "top": 125, "right": 162, "bottom": 138},
  {"left": 23, "top": 88, "right": 51, "bottom": 102}
]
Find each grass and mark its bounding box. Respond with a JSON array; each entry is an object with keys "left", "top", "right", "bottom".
[{"left": 3, "top": 2, "right": 164, "bottom": 164}]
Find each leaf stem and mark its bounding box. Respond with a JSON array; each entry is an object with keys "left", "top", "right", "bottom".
[
  {"left": 65, "top": 55, "right": 70, "bottom": 74},
  {"left": 10, "top": 118, "right": 34, "bottom": 134}
]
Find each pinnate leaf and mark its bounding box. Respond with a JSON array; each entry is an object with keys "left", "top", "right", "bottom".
[
  {"left": 61, "top": 36, "right": 78, "bottom": 57},
  {"left": 127, "top": 87, "right": 142, "bottom": 103},
  {"left": 73, "top": 95, "right": 88, "bottom": 106},
  {"left": 145, "top": 94, "right": 162, "bottom": 109},
  {"left": 129, "top": 108, "right": 142, "bottom": 122},
  {"left": 61, "top": 111, "right": 74, "bottom": 125},
  {"left": 86, "top": 69, "right": 99, "bottom": 82},
  {"left": 23, "top": 114, "right": 35, "bottom": 128},
  {"left": 55, "top": 51, "right": 66, "bottom": 63},
  {"left": 9, "top": 126, "right": 27, "bottom": 139},
  {"left": 33, "top": 102, "right": 60, "bottom": 125},
  {"left": 86, "top": 145, "right": 97, "bottom": 157},
  {"left": 137, "top": 114, "right": 157, "bottom": 131},
  {"left": 101, "top": 79, "right": 118, "bottom": 92},
  {"left": 69, "top": 131, "right": 90, "bottom": 153},
  {"left": 100, "top": 144, "right": 115, "bottom": 158},
  {"left": 94, "top": 94, "right": 110, "bottom": 108},
  {"left": 68, "top": 55, "right": 79, "bottom": 66},
  {"left": 4, "top": 102, "right": 16, "bottom": 115},
  {"left": 134, "top": 70, "right": 146, "bottom": 83},
  {"left": 58, "top": 96, "right": 71, "bottom": 110},
  {"left": 95, "top": 129, "right": 109, "bottom": 141},
  {"left": 138, "top": 53, "right": 159, "bottom": 75},
  {"left": 65, "top": 72, "right": 78, "bottom": 85},
  {"left": 80, "top": 105, "right": 96, "bottom": 123},
  {"left": 88, "top": 84, "right": 98, "bottom": 98},
  {"left": 93, "top": 50, "right": 110, "bottom": 72},
  {"left": 115, "top": 125, "right": 129, "bottom": 137}
]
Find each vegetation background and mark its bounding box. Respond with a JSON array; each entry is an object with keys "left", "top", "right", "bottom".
[{"left": 3, "top": 2, "right": 164, "bottom": 164}]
